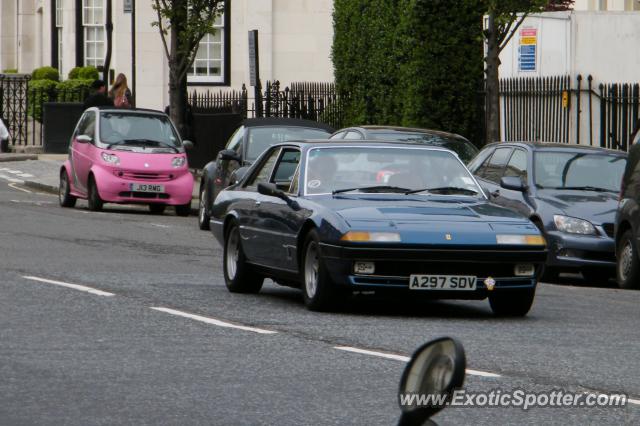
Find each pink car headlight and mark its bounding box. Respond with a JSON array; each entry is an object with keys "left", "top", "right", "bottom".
[
  {"left": 101, "top": 152, "right": 120, "bottom": 165},
  {"left": 172, "top": 156, "right": 186, "bottom": 168}
]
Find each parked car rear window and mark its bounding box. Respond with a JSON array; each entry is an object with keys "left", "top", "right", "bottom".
[
  {"left": 368, "top": 131, "right": 479, "bottom": 163},
  {"left": 246, "top": 127, "right": 330, "bottom": 161},
  {"left": 534, "top": 151, "right": 626, "bottom": 191}
]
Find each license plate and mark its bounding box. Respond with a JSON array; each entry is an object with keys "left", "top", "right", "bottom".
[
  {"left": 129, "top": 183, "right": 164, "bottom": 193},
  {"left": 409, "top": 275, "right": 477, "bottom": 290}
]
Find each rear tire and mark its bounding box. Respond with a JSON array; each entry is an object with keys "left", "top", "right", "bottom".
[
  {"left": 175, "top": 203, "right": 191, "bottom": 217},
  {"left": 581, "top": 267, "right": 613, "bottom": 284},
  {"left": 301, "top": 230, "right": 338, "bottom": 311},
  {"left": 148, "top": 204, "right": 166, "bottom": 214},
  {"left": 223, "top": 223, "right": 263, "bottom": 293},
  {"left": 59, "top": 170, "right": 76, "bottom": 208},
  {"left": 198, "top": 185, "right": 211, "bottom": 230},
  {"left": 617, "top": 230, "right": 640, "bottom": 289},
  {"left": 87, "top": 176, "right": 103, "bottom": 211},
  {"left": 489, "top": 288, "right": 536, "bottom": 317}
]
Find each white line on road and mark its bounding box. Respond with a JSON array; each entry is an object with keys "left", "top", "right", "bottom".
[
  {"left": 150, "top": 223, "right": 171, "bottom": 228},
  {"left": 629, "top": 398, "right": 640, "bottom": 406},
  {"left": 150, "top": 307, "right": 278, "bottom": 334},
  {"left": 8, "top": 183, "right": 32, "bottom": 193},
  {"left": 334, "top": 346, "right": 502, "bottom": 378},
  {"left": 0, "top": 174, "right": 24, "bottom": 183},
  {"left": 22, "top": 275, "right": 115, "bottom": 297}
]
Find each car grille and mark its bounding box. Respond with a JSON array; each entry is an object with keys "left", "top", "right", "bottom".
[
  {"left": 367, "top": 261, "right": 535, "bottom": 278},
  {"left": 117, "top": 171, "right": 173, "bottom": 181},
  {"left": 601, "top": 223, "right": 615, "bottom": 238},
  {"left": 119, "top": 191, "right": 170, "bottom": 199}
]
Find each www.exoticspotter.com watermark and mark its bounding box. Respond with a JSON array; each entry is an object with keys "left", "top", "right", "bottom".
[{"left": 399, "top": 389, "right": 628, "bottom": 410}]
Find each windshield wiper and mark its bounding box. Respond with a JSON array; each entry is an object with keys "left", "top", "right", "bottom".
[
  {"left": 108, "top": 139, "right": 178, "bottom": 153},
  {"left": 551, "top": 186, "right": 615, "bottom": 192},
  {"left": 332, "top": 185, "right": 412, "bottom": 195},
  {"left": 405, "top": 186, "right": 479, "bottom": 195}
]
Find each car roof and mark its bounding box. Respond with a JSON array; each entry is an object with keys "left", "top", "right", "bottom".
[
  {"left": 91, "top": 106, "right": 167, "bottom": 115},
  {"left": 271, "top": 139, "right": 460, "bottom": 152},
  {"left": 484, "top": 141, "right": 627, "bottom": 155},
  {"left": 242, "top": 117, "right": 334, "bottom": 132},
  {"left": 337, "top": 125, "right": 469, "bottom": 141}
]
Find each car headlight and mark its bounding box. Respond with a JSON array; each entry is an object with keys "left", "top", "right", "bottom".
[
  {"left": 553, "top": 215, "right": 596, "bottom": 235},
  {"left": 172, "top": 156, "right": 186, "bottom": 168},
  {"left": 341, "top": 231, "right": 401, "bottom": 242},
  {"left": 496, "top": 234, "right": 546, "bottom": 246},
  {"left": 101, "top": 152, "right": 120, "bottom": 165}
]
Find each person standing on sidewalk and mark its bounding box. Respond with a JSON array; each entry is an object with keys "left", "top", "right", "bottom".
[
  {"left": 83, "top": 80, "right": 114, "bottom": 110},
  {"left": 109, "top": 73, "right": 133, "bottom": 108},
  {"left": 0, "top": 115, "right": 10, "bottom": 153}
]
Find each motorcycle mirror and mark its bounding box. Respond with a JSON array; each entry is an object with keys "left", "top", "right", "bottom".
[{"left": 397, "top": 337, "right": 466, "bottom": 425}]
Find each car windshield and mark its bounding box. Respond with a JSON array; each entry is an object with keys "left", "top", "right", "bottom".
[
  {"left": 305, "top": 146, "right": 482, "bottom": 196},
  {"left": 246, "top": 127, "right": 330, "bottom": 161},
  {"left": 100, "top": 112, "right": 181, "bottom": 148},
  {"left": 534, "top": 151, "right": 626, "bottom": 192},
  {"left": 368, "top": 131, "right": 479, "bottom": 163}
]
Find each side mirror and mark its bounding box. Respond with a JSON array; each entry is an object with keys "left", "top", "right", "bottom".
[
  {"left": 76, "top": 135, "right": 92, "bottom": 144},
  {"left": 398, "top": 337, "right": 466, "bottom": 425},
  {"left": 500, "top": 176, "right": 528, "bottom": 192},
  {"left": 219, "top": 149, "right": 241, "bottom": 162},
  {"left": 182, "top": 140, "right": 194, "bottom": 150},
  {"left": 257, "top": 182, "right": 287, "bottom": 199},
  {"left": 230, "top": 166, "right": 250, "bottom": 185}
]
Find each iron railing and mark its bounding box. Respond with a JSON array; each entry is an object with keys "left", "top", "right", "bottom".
[{"left": 0, "top": 74, "right": 31, "bottom": 147}]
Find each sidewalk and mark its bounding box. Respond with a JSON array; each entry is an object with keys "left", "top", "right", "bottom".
[{"left": 0, "top": 154, "right": 200, "bottom": 212}]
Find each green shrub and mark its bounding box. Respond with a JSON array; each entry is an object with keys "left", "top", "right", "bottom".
[
  {"left": 31, "top": 66, "right": 60, "bottom": 81},
  {"left": 27, "top": 79, "right": 59, "bottom": 121},
  {"left": 2, "top": 69, "right": 18, "bottom": 74},
  {"left": 78, "top": 66, "right": 100, "bottom": 80},
  {"left": 332, "top": 0, "right": 485, "bottom": 145},
  {"left": 56, "top": 79, "right": 93, "bottom": 102},
  {"left": 68, "top": 67, "right": 81, "bottom": 79}
]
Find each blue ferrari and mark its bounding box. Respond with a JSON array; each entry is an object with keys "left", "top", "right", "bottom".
[{"left": 210, "top": 142, "right": 547, "bottom": 315}]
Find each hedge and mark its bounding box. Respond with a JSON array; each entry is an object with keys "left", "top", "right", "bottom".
[
  {"left": 32, "top": 66, "right": 60, "bottom": 81},
  {"left": 56, "top": 79, "right": 93, "bottom": 102},
  {"left": 68, "top": 66, "right": 99, "bottom": 81},
  {"left": 27, "top": 79, "right": 59, "bottom": 121},
  {"left": 2, "top": 69, "right": 18, "bottom": 74},
  {"left": 333, "top": 0, "right": 485, "bottom": 146}
]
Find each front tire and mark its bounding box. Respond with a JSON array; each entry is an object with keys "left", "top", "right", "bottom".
[
  {"left": 87, "top": 176, "right": 103, "bottom": 211},
  {"left": 149, "top": 204, "right": 166, "bottom": 214},
  {"left": 175, "top": 203, "right": 191, "bottom": 217},
  {"left": 301, "top": 230, "right": 338, "bottom": 311},
  {"left": 617, "top": 230, "right": 640, "bottom": 289},
  {"left": 59, "top": 170, "right": 76, "bottom": 208},
  {"left": 223, "top": 223, "right": 263, "bottom": 293},
  {"left": 489, "top": 288, "right": 536, "bottom": 317},
  {"left": 198, "top": 185, "right": 211, "bottom": 230}
]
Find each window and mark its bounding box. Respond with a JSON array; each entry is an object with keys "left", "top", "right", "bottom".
[
  {"left": 56, "top": 0, "right": 63, "bottom": 75},
  {"left": 480, "top": 147, "right": 512, "bottom": 183},
  {"left": 504, "top": 149, "right": 528, "bottom": 181},
  {"left": 271, "top": 149, "right": 301, "bottom": 191},
  {"left": 188, "top": 13, "right": 227, "bottom": 84},
  {"left": 83, "top": 0, "right": 105, "bottom": 68},
  {"left": 329, "top": 131, "right": 347, "bottom": 140},
  {"left": 344, "top": 131, "right": 363, "bottom": 140},
  {"left": 225, "top": 126, "right": 245, "bottom": 156},
  {"left": 245, "top": 148, "right": 281, "bottom": 188}
]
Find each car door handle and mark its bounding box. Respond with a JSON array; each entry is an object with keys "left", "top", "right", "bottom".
[
  {"left": 491, "top": 190, "right": 500, "bottom": 197},
  {"left": 255, "top": 200, "right": 261, "bottom": 206}
]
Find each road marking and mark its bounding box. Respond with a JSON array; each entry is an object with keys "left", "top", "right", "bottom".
[
  {"left": 22, "top": 275, "right": 115, "bottom": 297},
  {"left": 334, "top": 346, "right": 501, "bottom": 378},
  {"left": 8, "top": 183, "right": 32, "bottom": 193},
  {"left": 0, "top": 173, "right": 24, "bottom": 183},
  {"left": 150, "top": 223, "right": 171, "bottom": 228},
  {"left": 629, "top": 397, "right": 640, "bottom": 406},
  {"left": 150, "top": 307, "right": 278, "bottom": 334},
  {"left": 17, "top": 173, "right": 34, "bottom": 178}
]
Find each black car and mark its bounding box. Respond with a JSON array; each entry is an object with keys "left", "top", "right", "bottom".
[
  {"left": 329, "top": 125, "right": 479, "bottom": 163},
  {"left": 210, "top": 141, "right": 547, "bottom": 315},
  {"left": 615, "top": 141, "right": 640, "bottom": 289},
  {"left": 198, "top": 118, "right": 333, "bottom": 229},
  {"left": 468, "top": 142, "right": 627, "bottom": 283}
]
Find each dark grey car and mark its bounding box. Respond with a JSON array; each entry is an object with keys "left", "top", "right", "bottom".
[{"left": 468, "top": 142, "right": 627, "bottom": 283}]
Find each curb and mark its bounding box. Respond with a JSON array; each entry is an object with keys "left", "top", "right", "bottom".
[
  {"left": 22, "top": 180, "right": 58, "bottom": 194},
  {"left": 0, "top": 154, "right": 39, "bottom": 163}
]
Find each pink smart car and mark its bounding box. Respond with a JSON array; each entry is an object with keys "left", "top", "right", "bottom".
[{"left": 59, "top": 107, "right": 194, "bottom": 215}]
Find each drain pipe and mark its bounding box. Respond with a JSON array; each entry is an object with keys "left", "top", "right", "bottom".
[{"left": 103, "top": 0, "right": 113, "bottom": 83}]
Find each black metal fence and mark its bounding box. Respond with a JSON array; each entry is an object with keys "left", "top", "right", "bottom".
[
  {"left": 0, "top": 74, "right": 31, "bottom": 148},
  {"left": 499, "top": 74, "right": 640, "bottom": 151},
  {"left": 188, "top": 80, "right": 346, "bottom": 130}
]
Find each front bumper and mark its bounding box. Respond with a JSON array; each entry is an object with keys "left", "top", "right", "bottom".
[
  {"left": 545, "top": 230, "right": 616, "bottom": 270},
  {"left": 93, "top": 167, "right": 194, "bottom": 205},
  {"left": 319, "top": 243, "right": 546, "bottom": 298}
]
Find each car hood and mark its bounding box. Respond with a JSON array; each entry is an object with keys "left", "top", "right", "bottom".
[
  {"left": 535, "top": 190, "right": 619, "bottom": 225},
  {"left": 103, "top": 150, "right": 187, "bottom": 173},
  {"left": 313, "top": 195, "right": 539, "bottom": 246}
]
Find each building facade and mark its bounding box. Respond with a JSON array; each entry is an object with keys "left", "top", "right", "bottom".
[{"left": 0, "top": 0, "right": 335, "bottom": 110}]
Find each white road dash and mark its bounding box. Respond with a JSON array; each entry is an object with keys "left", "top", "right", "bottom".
[
  {"left": 22, "top": 275, "right": 115, "bottom": 297},
  {"left": 334, "top": 346, "right": 501, "bottom": 378},
  {"left": 150, "top": 307, "right": 277, "bottom": 334},
  {"left": 150, "top": 223, "right": 171, "bottom": 228},
  {"left": 16, "top": 173, "right": 34, "bottom": 178},
  {"left": 0, "top": 174, "right": 24, "bottom": 183},
  {"left": 629, "top": 398, "right": 640, "bottom": 406},
  {"left": 8, "top": 183, "right": 32, "bottom": 193}
]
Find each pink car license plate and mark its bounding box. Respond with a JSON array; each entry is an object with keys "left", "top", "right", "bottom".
[{"left": 129, "top": 183, "right": 164, "bottom": 193}]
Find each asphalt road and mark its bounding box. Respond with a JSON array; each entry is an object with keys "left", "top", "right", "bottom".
[{"left": 1, "top": 182, "right": 638, "bottom": 425}]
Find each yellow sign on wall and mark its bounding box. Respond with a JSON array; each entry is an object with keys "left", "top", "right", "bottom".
[{"left": 562, "top": 91, "right": 569, "bottom": 108}]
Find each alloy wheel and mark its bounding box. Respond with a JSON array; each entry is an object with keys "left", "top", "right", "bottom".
[
  {"left": 619, "top": 240, "right": 634, "bottom": 283},
  {"left": 225, "top": 228, "right": 240, "bottom": 280},
  {"left": 304, "top": 241, "right": 319, "bottom": 298}
]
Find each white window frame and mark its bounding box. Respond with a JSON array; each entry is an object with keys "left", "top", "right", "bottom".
[
  {"left": 188, "top": 15, "right": 225, "bottom": 84},
  {"left": 56, "top": 0, "right": 63, "bottom": 75},
  {"left": 82, "top": 0, "right": 105, "bottom": 68}
]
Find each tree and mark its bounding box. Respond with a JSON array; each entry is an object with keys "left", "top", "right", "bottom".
[
  {"left": 152, "top": 0, "right": 224, "bottom": 138},
  {"left": 483, "top": 0, "right": 573, "bottom": 144}
]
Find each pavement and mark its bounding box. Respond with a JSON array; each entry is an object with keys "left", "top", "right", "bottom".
[
  {"left": 0, "top": 152, "right": 201, "bottom": 213},
  {"left": 0, "top": 179, "right": 638, "bottom": 425}
]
